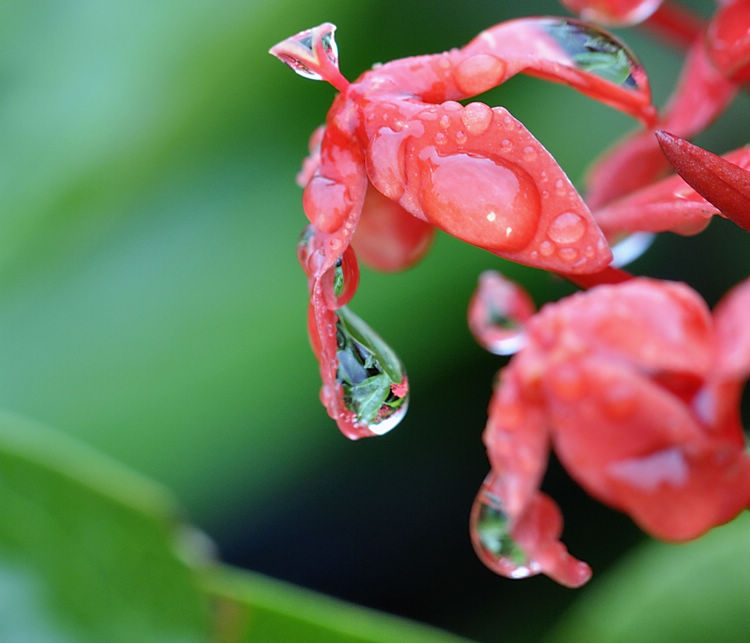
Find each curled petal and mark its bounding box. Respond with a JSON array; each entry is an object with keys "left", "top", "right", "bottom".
[
  {"left": 483, "top": 365, "right": 549, "bottom": 518},
  {"left": 528, "top": 278, "right": 714, "bottom": 377},
  {"left": 351, "top": 184, "right": 435, "bottom": 272},
  {"left": 368, "top": 102, "right": 612, "bottom": 274},
  {"left": 463, "top": 18, "right": 655, "bottom": 125},
  {"left": 468, "top": 270, "right": 536, "bottom": 355},
  {"left": 706, "top": 0, "right": 750, "bottom": 83},
  {"left": 545, "top": 357, "right": 706, "bottom": 508},
  {"left": 471, "top": 474, "right": 591, "bottom": 587},
  {"left": 296, "top": 125, "right": 325, "bottom": 188},
  {"left": 655, "top": 132, "right": 750, "bottom": 232},
  {"left": 560, "top": 0, "right": 663, "bottom": 27}
]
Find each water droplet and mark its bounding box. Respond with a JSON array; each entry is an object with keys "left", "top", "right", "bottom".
[
  {"left": 470, "top": 474, "right": 538, "bottom": 579},
  {"left": 539, "top": 240, "right": 555, "bottom": 257},
  {"left": 441, "top": 100, "right": 462, "bottom": 112},
  {"left": 541, "top": 190, "right": 550, "bottom": 199},
  {"left": 500, "top": 139, "right": 513, "bottom": 153},
  {"left": 322, "top": 245, "right": 359, "bottom": 309},
  {"left": 522, "top": 146, "right": 537, "bottom": 162},
  {"left": 439, "top": 114, "right": 451, "bottom": 130},
  {"left": 454, "top": 54, "right": 506, "bottom": 95},
  {"left": 335, "top": 306, "right": 409, "bottom": 433},
  {"left": 435, "top": 133, "right": 447, "bottom": 146},
  {"left": 559, "top": 247, "right": 579, "bottom": 262},
  {"left": 455, "top": 130, "right": 467, "bottom": 145},
  {"left": 468, "top": 271, "right": 534, "bottom": 355},
  {"left": 540, "top": 170, "right": 549, "bottom": 182},
  {"left": 419, "top": 150, "right": 541, "bottom": 252},
  {"left": 538, "top": 18, "right": 649, "bottom": 94},
  {"left": 548, "top": 212, "right": 586, "bottom": 244},
  {"left": 269, "top": 23, "right": 341, "bottom": 82},
  {"left": 502, "top": 115, "right": 514, "bottom": 129},
  {"left": 461, "top": 102, "right": 493, "bottom": 136},
  {"left": 554, "top": 179, "right": 566, "bottom": 196}
]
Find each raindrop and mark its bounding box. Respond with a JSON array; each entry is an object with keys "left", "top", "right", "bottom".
[
  {"left": 461, "top": 102, "right": 493, "bottom": 136},
  {"left": 455, "top": 130, "right": 467, "bottom": 144},
  {"left": 522, "top": 145, "right": 537, "bottom": 162},
  {"left": 470, "top": 474, "right": 538, "bottom": 579},
  {"left": 468, "top": 271, "right": 535, "bottom": 355},
  {"left": 548, "top": 212, "right": 587, "bottom": 244},
  {"left": 419, "top": 150, "right": 541, "bottom": 252},
  {"left": 538, "top": 18, "right": 648, "bottom": 93},
  {"left": 335, "top": 306, "right": 409, "bottom": 433}
]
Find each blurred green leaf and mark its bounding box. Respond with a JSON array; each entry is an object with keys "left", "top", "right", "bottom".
[
  {"left": 204, "top": 566, "right": 466, "bottom": 643},
  {"left": 551, "top": 513, "right": 750, "bottom": 643},
  {"left": 0, "top": 411, "right": 209, "bottom": 642}
]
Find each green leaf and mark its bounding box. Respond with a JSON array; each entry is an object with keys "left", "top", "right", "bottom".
[
  {"left": 0, "top": 412, "right": 210, "bottom": 642},
  {"left": 348, "top": 373, "right": 392, "bottom": 424},
  {"left": 550, "top": 513, "right": 750, "bottom": 643},
  {"left": 203, "top": 566, "right": 466, "bottom": 643}
]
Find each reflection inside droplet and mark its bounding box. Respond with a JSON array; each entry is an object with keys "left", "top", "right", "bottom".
[{"left": 335, "top": 306, "right": 409, "bottom": 433}]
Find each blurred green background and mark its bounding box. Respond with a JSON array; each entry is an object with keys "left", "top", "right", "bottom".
[{"left": 1, "top": 0, "right": 749, "bottom": 640}]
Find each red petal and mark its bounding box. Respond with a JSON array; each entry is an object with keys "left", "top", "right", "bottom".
[
  {"left": 368, "top": 102, "right": 612, "bottom": 274},
  {"left": 351, "top": 183, "right": 434, "bottom": 272},
  {"left": 560, "top": 0, "right": 664, "bottom": 26},
  {"left": 655, "top": 132, "right": 750, "bottom": 232},
  {"left": 712, "top": 276, "right": 750, "bottom": 380},
  {"left": 706, "top": 0, "right": 750, "bottom": 83}
]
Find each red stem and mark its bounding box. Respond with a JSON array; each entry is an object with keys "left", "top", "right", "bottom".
[
  {"left": 559, "top": 265, "right": 634, "bottom": 290},
  {"left": 642, "top": 1, "right": 705, "bottom": 51}
]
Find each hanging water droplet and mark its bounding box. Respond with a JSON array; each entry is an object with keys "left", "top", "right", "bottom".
[
  {"left": 335, "top": 306, "right": 409, "bottom": 433},
  {"left": 470, "top": 475, "right": 538, "bottom": 579},
  {"left": 468, "top": 271, "right": 535, "bottom": 355},
  {"left": 269, "top": 23, "right": 344, "bottom": 86},
  {"left": 539, "top": 18, "right": 648, "bottom": 91}
]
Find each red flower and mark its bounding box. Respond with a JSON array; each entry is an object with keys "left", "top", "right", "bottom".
[
  {"left": 470, "top": 274, "right": 750, "bottom": 587},
  {"left": 271, "top": 18, "right": 657, "bottom": 437}
]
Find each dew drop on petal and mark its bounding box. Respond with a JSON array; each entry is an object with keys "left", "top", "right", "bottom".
[
  {"left": 335, "top": 306, "right": 409, "bottom": 434},
  {"left": 454, "top": 53, "right": 507, "bottom": 95},
  {"left": 522, "top": 146, "right": 537, "bottom": 162},
  {"left": 455, "top": 131, "right": 468, "bottom": 145},
  {"left": 558, "top": 247, "right": 579, "bottom": 262},
  {"left": 461, "top": 102, "right": 493, "bottom": 136},
  {"left": 548, "top": 212, "right": 586, "bottom": 244},
  {"left": 539, "top": 240, "right": 555, "bottom": 257},
  {"left": 470, "top": 474, "right": 538, "bottom": 579},
  {"left": 419, "top": 151, "right": 541, "bottom": 252}
]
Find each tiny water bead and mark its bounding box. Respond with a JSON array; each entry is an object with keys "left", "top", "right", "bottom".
[
  {"left": 335, "top": 306, "right": 409, "bottom": 432},
  {"left": 548, "top": 212, "right": 587, "bottom": 244}
]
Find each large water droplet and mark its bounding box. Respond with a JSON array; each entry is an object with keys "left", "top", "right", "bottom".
[
  {"left": 335, "top": 306, "right": 409, "bottom": 433},
  {"left": 419, "top": 150, "right": 541, "bottom": 252},
  {"left": 540, "top": 18, "right": 648, "bottom": 91},
  {"left": 468, "top": 271, "right": 535, "bottom": 355},
  {"left": 470, "top": 475, "right": 538, "bottom": 579}
]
